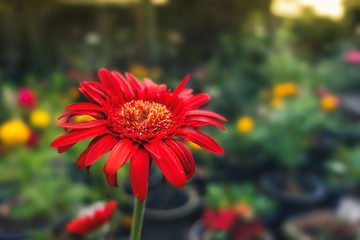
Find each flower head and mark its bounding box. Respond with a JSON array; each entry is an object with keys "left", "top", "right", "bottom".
[
  {"left": 51, "top": 69, "right": 226, "bottom": 201},
  {"left": 321, "top": 94, "right": 339, "bottom": 111},
  {"left": 18, "top": 88, "right": 37, "bottom": 109},
  {"left": 66, "top": 200, "right": 117, "bottom": 235},
  {"left": 202, "top": 208, "right": 236, "bottom": 230},
  {"left": 345, "top": 49, "right": 360, "bottom": 64},
  {"left": 30, "top": 110, "right": 51, "bottom": 128},
  {"left": 0, "top": 120, "right": 31, "bottom": 146},
  {"left": 273, "top": 82, "right": 297, "bottom": 98},
  {"left": 236, "top": 117, "right": 254, "bottom": 134}
]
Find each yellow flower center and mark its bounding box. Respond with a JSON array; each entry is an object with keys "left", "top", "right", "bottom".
[{"left": 108, "top": 100, "right": 174, "bottom": 141}]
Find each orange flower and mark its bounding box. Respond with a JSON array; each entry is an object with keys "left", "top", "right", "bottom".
[
  {"left": 273, "top": 82, "right": 298, "bottom": 98},
  {"left": 321, "top": 94, "right": 339, "bottom": 111}
]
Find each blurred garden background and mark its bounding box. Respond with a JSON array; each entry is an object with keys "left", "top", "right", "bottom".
[{"left": 1, "top": 0, "right": 360, "bottom": 239}]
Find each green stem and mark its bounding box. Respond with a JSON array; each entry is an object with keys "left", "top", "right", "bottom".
[{"left": 130, "top": 198, "right": 146, "bottom": 240}]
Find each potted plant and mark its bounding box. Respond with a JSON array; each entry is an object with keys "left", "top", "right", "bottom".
[
  {"left": 254, "top": 85, "right": 332, "bottom": 229},
  {"left": 189, "top": 183, "right": 275, "bottom": 240}
]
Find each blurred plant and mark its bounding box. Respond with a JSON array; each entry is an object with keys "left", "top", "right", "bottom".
[
  {"left": 326, "top": 145, "right": 360, "bottom": 188},
  {"left": 200, "top": 183, "right": 275, "bottom": 240},
  {"left": 204, "top": 183, "right": 275, "bottom": 216}
]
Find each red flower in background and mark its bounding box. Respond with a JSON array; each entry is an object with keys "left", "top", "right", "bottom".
[
  {"left": 51, "top": 68, "right": 226, "bottom": 201},
  {"left": 18, "top": 88, "right": 37, "bottom": 109},
  {"left": 66, "top": 200, "right": 117, "bottom": 235},
  {"left": 202, "top": 209, "right": 237, "bottom": 231}
]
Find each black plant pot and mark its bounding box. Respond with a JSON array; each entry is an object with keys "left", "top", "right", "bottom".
[
  {"left": 306, "top": 129, "right": 337, "bottom": 172},
  {"left": 260, "top": 171, "right": 326, "bottom": 239},
  {"left": 141, "top": 186, "right": 201, "bottom": 240}
]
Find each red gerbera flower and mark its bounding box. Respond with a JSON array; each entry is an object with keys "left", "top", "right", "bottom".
[
  {"left": 51, "top": 69, "right": 226, "bottom": 201},
  {"left": 66, "top": 200, "right": 117, "bottom": 235}
]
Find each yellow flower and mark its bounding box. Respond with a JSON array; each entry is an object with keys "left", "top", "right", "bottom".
[
  {"left": 273, "top": 82, "right": 298, "bottom": 98},
  {"left": 0, "top": 120, "right": 31, "bottom": 145},
  {"left": 129, "top": 63, "right": 149, "bottom": 78},
  {"left": 30, "top": 110, "right": 51, "bottom": 128},
  {"left": 74, "top": 115, "right": 96, "bottom": 122},
  {"left": 68, "top": 86, "right": 80, "bottom": 99},
  {"left": 321, "top": 95, "right": 338, "bottom": 111},
  {"left": 187, "top": 141, "right": 202, "bottom": 151},
  {"left": 236, "top": 117, "right": 254, "bottom": 134},
  {"left": 270, "top": 97, "right": 284, "bottom": 109}
]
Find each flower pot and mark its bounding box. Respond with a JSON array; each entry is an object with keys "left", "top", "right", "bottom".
[
  {"left": 260, "top": 171, "right": 326, "bottom": 237},
  {"left": 141, "top": 186, "right": 201, "bottom": 240},
  {"left": 284, "top": 210, "right": 357, "bottom": 240}
]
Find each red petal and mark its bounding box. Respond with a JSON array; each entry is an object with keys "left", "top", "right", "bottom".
[
  {"left": 86, "top": 134, "right": 119, "bottom": 166},
  {"left": 80, "top": 82, "right": 107, "bottom": 104},
  {"left": 185, "top": 93, "right": 210, "bottom": 109},
  {"left": 65, "top": 102, "right": 104, "bottom": 112},
  {"left": 186, "top": 110, "right": 227, "bottom": 122},
  {"left": 51, "top": 126, "right": 109, "bottom": 147},
  {"left": 58, "top": 110, "right": 104, "bottom": 120},
  {"left": 57, "top": 143, "right": 75, "bottom": 153},
  {"left": 125, "top": 72, "right": 145, "bottom": 94},
  {"left": 76, "top": 136, "right": 102, "bottom": 169},
  {"left": 177, "top": 128, "right": 224, "bottom": 154},
  {"left": 98, "top": 68, "right": 122, "bottom": 96},
  {"left": 144, "top": 139, "right": 186, "bottom": 187},
  {"left": 103, "top": 139, "right": 139, "bottom": 175},
  {"left": 112, "top": 71, "right": 135, "bottom": 99},
  {"left": 59, "top": 120, "right": 108, "bottom": 129},
  {"left": 130, "top": 148, "right": 150, "bottom": 201},
  {"left": 176, "top": 140, "right": 196, "bottom": 179},
  {"left": 105, "top": 173, "right": 118, "bottom": 187},
  {"left": 184, "top": 116, "right": 226, "bottom": 130},
  {"left": 79, "top": 88, "right": 97, "bottom": 104},
  {"left": 173, "top": 75, "right": 190, "bottom": 95},
  {"left": 164, "top": 140, "right": 194, "bottom": 180}
]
